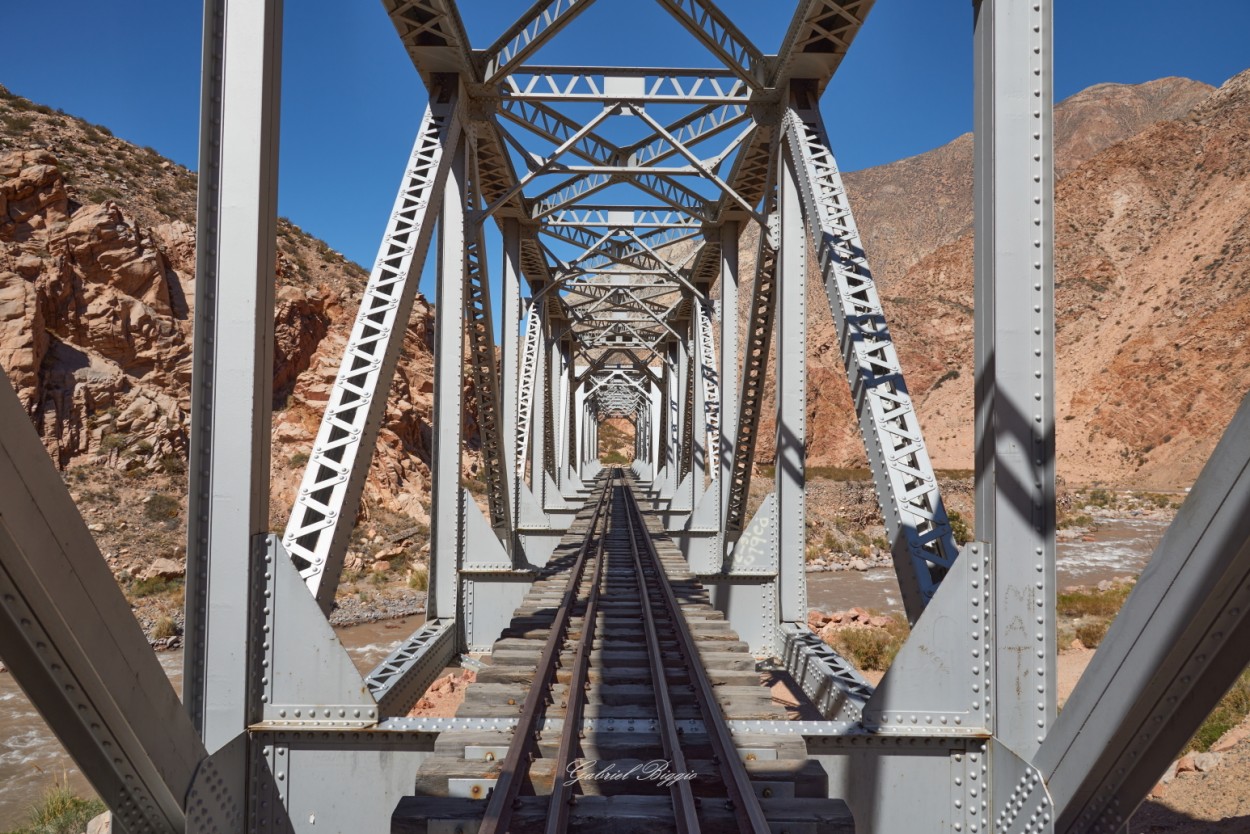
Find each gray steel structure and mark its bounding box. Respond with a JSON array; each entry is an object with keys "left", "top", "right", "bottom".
[{"left": 0, "top": 0, "right": 1248, "bottom": 831}]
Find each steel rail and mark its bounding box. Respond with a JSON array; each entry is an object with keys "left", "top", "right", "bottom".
[
  {"left": 544, "top": 479, "right": 610, "bottom": 831},
  {"left": 478, "top": 477, "right": 611, "bottom": 834},
  {"left": 618, "top": 473, "right": 702, "bottom": 833},
  {"left": 621, "top": 477, "right": 770, "bottom": 833}
]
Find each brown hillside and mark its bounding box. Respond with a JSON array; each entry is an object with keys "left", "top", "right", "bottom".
[
  {"left": 852, "top": 70, "right": 1250, "bottom": 486},
  {"left": 841, "top": 77, "right": 1214, "bottom": 289},
  {"left": 0, "top": 83, "right": 470, "bottom": 582}
]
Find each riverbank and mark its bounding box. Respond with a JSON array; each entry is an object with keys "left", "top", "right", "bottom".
[{"left": 119, "top": 575, "right": 429, "bottom": 654}]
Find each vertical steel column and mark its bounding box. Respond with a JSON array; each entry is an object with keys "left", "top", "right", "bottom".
[
  {"left": 974, "top": 0, "right": 1056, "bottom": 754},
  {"left": 545, "top": 333, "right": 563, "bottom": 488},
  {"left": 676, "top": 330, "right": 692, "bottom": 485},
  {"left": 532, "top": 326, "right": 549, "bottom": 498},
  {"left": 501, "top": 219, "right": 523, "bottom": 522},
  {"left": 776, "top": 142, "right": 808, "bottom": 623},
  {"left": 428, "top": 132, "right": 467, "bottom": 620},
  {"left": 185, "top": 0, "right": 282, "bottom": 753},
  {"left": 655, "top": 380, "right": 665, "bottom": 470},
  {"left": 557, "top": 340, "right": 572, "bottom": 482},
  {"left": 573, "top": 381, "right": 586, "bottom": 474},
  {"left": 665, "top": 344, "right": 681, "bottom": 490},
  {"left": 689, "top": 324, "right": 707, "bottom": 488},
  {"left": 553, "top": 343, "right": 563, "bottom": 484},
  {"left": 719, "top": 223, "right": 739, "bottom": 526}
]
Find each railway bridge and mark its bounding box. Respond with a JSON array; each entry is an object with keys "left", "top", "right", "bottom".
[{"left": 3, "top": 1, "right": 1250, "bottom": 832}]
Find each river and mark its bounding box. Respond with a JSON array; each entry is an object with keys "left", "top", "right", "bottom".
[
  {"left": 0, "top": 518, "right": 1170, "bottom": 828},
  {"left": 0, "top": 615, "right": 425, "bottom": 830},
  {"left": 807, "top": 516, "right": 1171, "bottom": 615}
]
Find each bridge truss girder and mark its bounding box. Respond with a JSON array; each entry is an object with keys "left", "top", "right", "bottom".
[{"left": 3, "top": 1, "right": 1249, "bottom": 833}]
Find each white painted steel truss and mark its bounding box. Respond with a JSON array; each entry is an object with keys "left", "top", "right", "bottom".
[{"left": 5, "top": 2, "right": 1249, "bottom": 834}]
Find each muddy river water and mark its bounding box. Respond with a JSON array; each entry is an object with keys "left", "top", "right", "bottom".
[
  {"left": 0, "top": 518, "right": 1169, "bottom": 827},
  {"left": 0, "top": 615, "right": 425, "bottom": 828},
  {"left": 808, "top": 516, "right": 1170, "bottom": 614}
]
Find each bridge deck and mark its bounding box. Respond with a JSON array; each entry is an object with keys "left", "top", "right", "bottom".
[{"left": 394, "top": 471, "right": 853, "bottom": 833}]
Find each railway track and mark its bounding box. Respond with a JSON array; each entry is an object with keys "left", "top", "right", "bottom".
[{"left": 394, "top": 470, "right": 852, "bottom": 833}]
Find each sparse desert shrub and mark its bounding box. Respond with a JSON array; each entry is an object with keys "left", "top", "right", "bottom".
[
  {"left": 151, "top": 616, "right": 179, "bottom": 639},
  {"left": 1075, "top": 619, "right": 1109, "bottom": 649},
  {"left": 14, "top": 779, "right": 105, "bottom": 834},
  {"left": 1086, "top": 488, "right": 1114, "bottom": 508},
  {"left": 828, "top": 628, "right": 901, "bottom": 671},
  {"left": 3, "top": 113, "right": 34, "bottom": 132},
  {"left": 1057, "top": 584, "right": 1133, "bottom": 618},
  {"left": 946, "top": 509, "right": 971, "bottom": 545},
  {"left": 1185, "top": 670, "right": 1250, "bottom": 754},
  {"left": 145, "top": 493, "right": 180, "bottom": 522},
  {"left": 1058, "top": 513, "right": 1094, "bottom": 530},
  {"left": 824, "top": 614, "right": 911, "bottom": 672},
  {"left": 130, "top": 576, "right": 183, "bottom": 599}
]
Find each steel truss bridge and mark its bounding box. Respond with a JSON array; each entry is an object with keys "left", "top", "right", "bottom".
[{"left": 2, "top": 0, "right": 1250, "bottom": 831}]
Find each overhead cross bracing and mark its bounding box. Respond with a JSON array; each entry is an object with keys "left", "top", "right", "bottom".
[{"left": 10, "top": 1, "right": 1250, "bottom": 832}]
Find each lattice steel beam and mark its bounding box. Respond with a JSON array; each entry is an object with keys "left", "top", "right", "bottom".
[
  {"left": 515, "top": 303, "right": 543, "bottom": 483},
  {"left": 694, "top": 298, "right": 720, "bottom": 480},
  {"left": 724, "top": 197, "right": 779, "bottom": 532},
  {"left": 625, "top": 102, "right": 750, "bottom": 168},
  {"left": 502, "top": 67, "right": 751, "bottom": 103},
  {"left": 498, "top": 98, "right": 618, "bottom": 165},
  {"left": 385, "top": 0, "right": 474, "bottom": 76},
  {"left": 773, "top": 0, "right": 875, "bottom": 90},
  {"left": 654, "top": 0, "right": 768, "bottom": 89},
  {"left": 784, "top": 93, "right": 959, "bottom": 622},
  {"left": 480, "top": 0, "right": 598, "bottom": 84},
  {"left": 283, "top": 87, "right": 462, "bottom": 611},
  {"left": 464, "top": 131, "right": 513, "bottom": 532}
]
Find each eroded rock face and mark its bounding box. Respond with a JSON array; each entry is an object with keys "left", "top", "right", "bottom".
[
  {"left": 748, "top": 72, "right": 1250, "bottom": 487},
  {"left": 0, "top": 150, "right": 344, "bottom": 478},
  {"left": 0, "top": 143, "right": 453, "bottom": 526}
]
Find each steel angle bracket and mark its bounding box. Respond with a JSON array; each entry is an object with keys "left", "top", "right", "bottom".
[
  {"left": 687, "top": 477, "right": 721, "bottom": 532},
  {"left": 543, "top": 471, "right": 573, "bottom": 511},
  {"left": 185, "top": 735, "right": 248, "bottom": 834},
  {"left": 461, "top": 487, "right": 514, "bottom": 570},
  {"left": 724, "top": 491, "right": 778, "bottom": 574},
  {"left": 991, "top": 739, "right": 1055, "bottom": 834},
  {"left": 669, "top": 470, "right": 696, "bottom": 513},
  {"left": 258, "top": 536, "right": 378, "bottom": 729},
  {"left": 861, "top": 542, "right": 992, "bottom": 735},
  {"left": 514, "top": 479, "right": 551, "bottom": 530}
]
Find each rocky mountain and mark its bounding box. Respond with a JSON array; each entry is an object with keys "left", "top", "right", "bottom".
[
  {"left": 0, "top": 83, "right": 458, "bottom": 579},
  {"left": 840, "top": 77, "right": 1215, "bottom": 288},
  {"left": 795, "top": 71, "right": 1250, "bottom": 487},
  {"left": 2, "top": 66, "right": 1246, "bottom": 588}
]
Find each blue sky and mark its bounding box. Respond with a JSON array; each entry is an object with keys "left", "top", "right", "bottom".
[{"left": 1, "top": 0, "right": 1248, "bottom": 272}]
